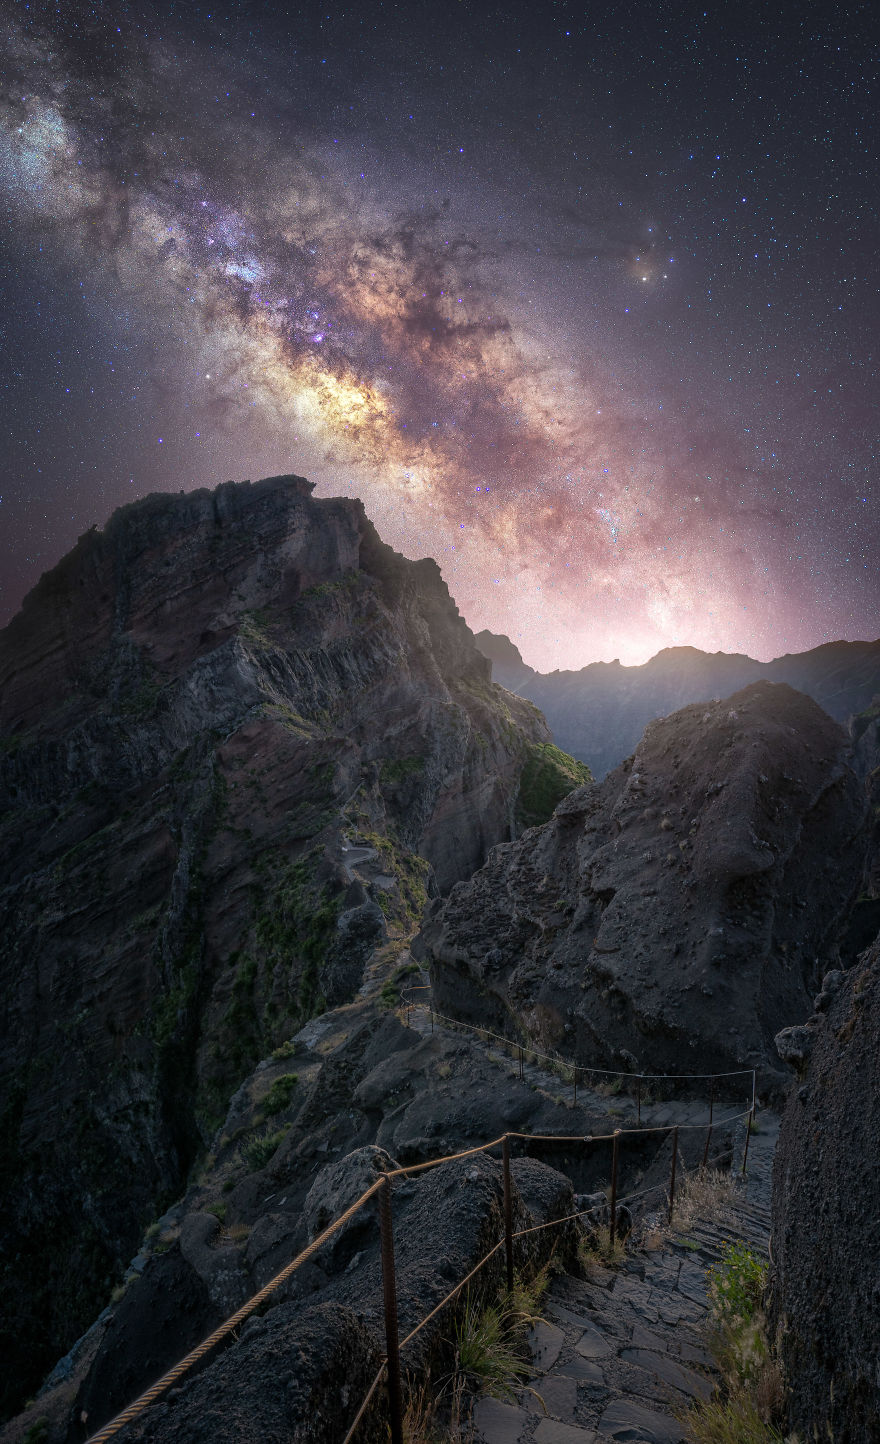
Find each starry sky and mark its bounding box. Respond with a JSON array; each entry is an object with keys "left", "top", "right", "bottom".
[{"left": 1, "top": 0, "right": 877, "bottom": 668}]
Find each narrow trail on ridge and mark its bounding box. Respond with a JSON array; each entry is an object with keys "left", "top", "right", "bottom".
[
  {"left": 399, "top": 962, "right": 777, "bottom": 1444},
  {"left": 473, "top": 1109, "right": 777, "bottom": 1444}
]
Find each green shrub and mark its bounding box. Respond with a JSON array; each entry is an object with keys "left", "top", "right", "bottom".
[
  {"left": 262, "top": 1073, "right": 299, "bottom": 1115},
  {"left": 681, "top": 1241, "right": 784, "bottom": 1443},
  {"left": 707, "top": 1242, "right": 765, "bottom": 1328},
  {"left": 244, "top": 1127, "right": 289, "bottom": 1171},
  {"left": 516, "top": 743, "right": 591, "bottom": 829}
]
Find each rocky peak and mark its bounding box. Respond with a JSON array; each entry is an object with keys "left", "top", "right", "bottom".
[{"left": 0, "top": 474, "right": 580, "bottom": 1418}]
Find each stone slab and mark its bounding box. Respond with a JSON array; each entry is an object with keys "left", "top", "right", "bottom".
[
  {"left": 533, "top": 1420, "right": 598, "bottom": 1444},
  {"left": 598, "top": 1397, "right": 686, "bottom": 1443},
  {"left": 530, "top": 1373, "right": 578, "bottom": 1418},
  {"left": 559, "top": 1355, "right": 606, "bottom": 1384},
  {"left": 529, "top": 1320, "right": 565, "bottom": 1369},
  {"left": 473, "top": 1396, "right": 529, "bottom": 1443},
  {"left": 621, "top": 1347, "right": 713, "bottom": 1401},
  {"left": 629, "top": 1322, "right": 675, "bottom": 1352},
  {"left": 575, "top": 1321, "right": 613, "bottom": 1358}
]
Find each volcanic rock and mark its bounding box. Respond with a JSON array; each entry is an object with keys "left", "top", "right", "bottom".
[
  {"left": 417, "top": 682, "right": 868, "bottom": 1084},
  {"left": 771, "top": 936, "right": 880, "bottom": 1440},
  {"left": 0, "top": 474, "right": 565, "bottom": 1417}
]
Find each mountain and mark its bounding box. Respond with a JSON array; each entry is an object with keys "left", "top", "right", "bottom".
[
  {"left": 0, "top": 474, "right": 576, "bottom": 1418},
  {"left": 417, "top": 681, "right": 869, "bottom": 1084},
  {"left": 474, "top": 631, "right": 880, "bottom": 778}
]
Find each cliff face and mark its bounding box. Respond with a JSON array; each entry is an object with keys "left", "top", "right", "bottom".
[
  {"left": 475, "top": 632, "right": 880, "bottom": 779},
  {"left": 417, "top": 682, "right": 868, "bottom": 1085},
  {"left": 771, "top": 938, "right": 880, "bottom": 1442},
  {"left": 0, "top": 475, "right": 557, "bottom": 1416}
]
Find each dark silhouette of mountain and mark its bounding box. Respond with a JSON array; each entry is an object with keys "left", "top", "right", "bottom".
[{"left": 474, "top": 631, "right": 880, "bottom": 777}]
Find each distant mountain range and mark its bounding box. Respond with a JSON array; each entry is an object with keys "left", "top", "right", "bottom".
[{"left": 474, "top": 632, "right": 880, "bottom": 777}]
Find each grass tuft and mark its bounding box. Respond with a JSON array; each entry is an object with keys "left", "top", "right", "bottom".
[
  {"left": 680, "top": 1240, "right": 785, "bottom": 1443},
  {"left": 453, "top": 1263, "right": 552, "bottom": 1399},
  {"left": 672, "top": 1166, "right": 736, "bottom": 1232},
  {"left": 578, "top": 1223, "right": 626, "bottom": 1271}
]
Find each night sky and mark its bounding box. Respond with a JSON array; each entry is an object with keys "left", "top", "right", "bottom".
[{"left": 1, "top": 0, "right": 877, "bottom": 668}]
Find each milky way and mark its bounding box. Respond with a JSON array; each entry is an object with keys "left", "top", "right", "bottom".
[{"left": 1, "top": 1, "right": 876, "bottom": 666}]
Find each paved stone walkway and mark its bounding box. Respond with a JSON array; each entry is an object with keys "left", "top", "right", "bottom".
[{"left": 471, "top": 1114, "right": 777, "bottom": 1444}]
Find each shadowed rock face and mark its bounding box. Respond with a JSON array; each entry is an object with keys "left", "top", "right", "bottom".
[
  {"left": 418, "top": 682, "right": 868, "bottom": 1086},
  {"left": 0, "top": 474, "right": 556, "bottom": 1418},
  {"left": 771, "top": 939, "right": 880, "bottom": 1442}
]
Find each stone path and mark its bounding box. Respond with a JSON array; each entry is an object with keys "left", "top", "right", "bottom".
[{"left": 471, "top": 1113, "right": 777, "bottom": 1444}]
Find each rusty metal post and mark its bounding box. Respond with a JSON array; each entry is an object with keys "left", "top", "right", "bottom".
[
  {"left": 742, "top": 1103, "right": 754, "bottom": 1176},
  {"left": 702, "top": 1084, "right": 714, "bottom": 1168},
  {"left": 501, "top": 1134, "right": 514, "bottom": 1293},
  {"left": 636, "top": 1076, "right": 641, "bottom": 1125},
  {"left": 609, "top": 1129, "right": 621, "bottom": 1247},
  {"left": 377, "top": 1176, "right": 404, "bottom": 1444},
  {"left": 668, "top": 1127, "right": 679, "bottom": 1224}
]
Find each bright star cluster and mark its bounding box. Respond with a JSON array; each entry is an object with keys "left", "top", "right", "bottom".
[{"left": 0, "top": 1, "right": 876, "bottom": 668}]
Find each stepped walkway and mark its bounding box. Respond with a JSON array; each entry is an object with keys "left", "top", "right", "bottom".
[
  {"left": 395, "top": 963, "right": 774, "bottom": 1444},
  {"left": 472, "top": 1114, "right": 777, "bottom": 1444}
]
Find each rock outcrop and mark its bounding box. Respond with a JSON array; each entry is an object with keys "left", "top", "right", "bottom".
[
  {"left": 771, "top": 938, "right": 880, "bottom": 1441},
  {"left": 418, "top": 682, "right": 868, "bottom": 1085},
  {"left": 0, "top": 474, "right": 566, "bottom": 1418},
  {"left": 15, "top": 999, "right": 591, "bottom": 1443},
  {"left": 475, "top": 631, "right": 880, "bottom": 778}
]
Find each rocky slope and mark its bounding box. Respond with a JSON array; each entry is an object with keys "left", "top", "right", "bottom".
[
  {"left": 417, "top": 682, "right": 868, "bottom": 1086},
  {"left": 475, "top": 631, "right": 880, "bottom": 778},
  {"left": 771, "top": 936, "right": 880, "bottom": 1441},
  {"left": 0, "top": 474, "right": 580, "bottom": 1419},
  {"left": 7, "top": 966, "right": 645, "bottom": 1444}
]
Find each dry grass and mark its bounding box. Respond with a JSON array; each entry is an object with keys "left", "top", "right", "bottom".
[
  {"left": 672, "top": 1166, "right": 736, "bottom": 1232},
  {"left": 402, "top": 1374, "right": 475, "bottom": 1443},
  {"left": 578, "top": 1223, "right": 626, "bottom": 1271},
  {"left": 681, "top": 1386, "right": 786, "bottom": 1444}
]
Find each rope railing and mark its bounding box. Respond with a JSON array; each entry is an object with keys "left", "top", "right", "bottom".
[
  {"left": 401, "top": 981, "right": 756, "bottom": 1087},
  {"left": 84, "top": 1178, "right": 386, "bottom": 1443},
  {"left": 86, "top": 1099, "right": 755, "bottom": 1444}
]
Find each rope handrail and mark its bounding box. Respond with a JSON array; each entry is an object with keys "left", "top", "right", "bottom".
[
  {"left": 506, "top": 1107, "right": 751, "bottom": 1144},
  {"left": 420, "top": 999, "right": 756, "bottom": 1083},
  {"left": 85, "top": 1099, "right": 753, "bottom": 1442},
  {"left": 341, "top": 1362, "right": 388, "bottom": 1444},
  {"left": 85, "top": 1177, "right": 386, "bottom": 1444}
]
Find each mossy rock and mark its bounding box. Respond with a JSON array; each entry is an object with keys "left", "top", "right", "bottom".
[{"left": 516, "top": 743, "right": 592, "bottom": 829}]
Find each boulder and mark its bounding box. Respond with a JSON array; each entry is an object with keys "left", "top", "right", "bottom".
[
  {"left": 419, "top": 682, "right": 869, "bottom": 1084},
  {"left": 771, "top": 938, "right": 880, "bottom": 1441}
]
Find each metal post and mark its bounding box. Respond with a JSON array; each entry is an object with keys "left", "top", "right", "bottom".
[
  {"left": 609, "top": 1129, "right": 621, "bottom": 1247},
  {"left": 668, "top": 1127, "right": 679, "bottom": 1224},
  {"left": 501, "top": 1135, "right": 514, "bottom": 1293},
  {"left": 636, "top": 1076, "right": 641, "bottom": 1125},
  {"left": 702, "top": 1084, "right": 714, "bottom": 1169},
  {"left": 377, "top": 1176, "right": 404, "bottom": 1444},
  {"left": 742, "top": 1103, "right": 754, "bottom": 1176}
]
